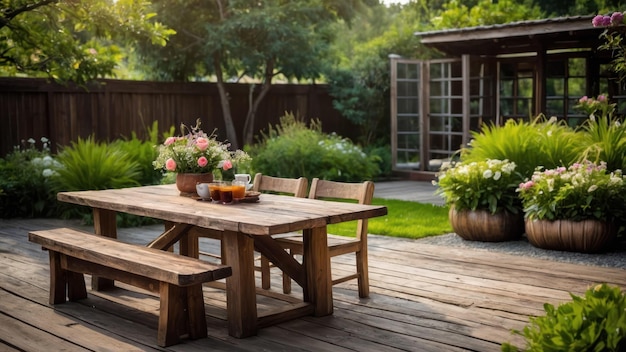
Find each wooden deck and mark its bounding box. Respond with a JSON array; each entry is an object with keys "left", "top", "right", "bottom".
[{"left": 2, "top": 217, "right": 625, "bottom": 352}]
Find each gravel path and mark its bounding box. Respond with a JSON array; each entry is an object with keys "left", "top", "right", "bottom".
[{"left": 416, "top": 233, "right": 626, "bottom": 270}]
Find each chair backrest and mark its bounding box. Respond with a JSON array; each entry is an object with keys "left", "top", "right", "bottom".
[
  {"left": 308, "top": 178, "right": 374, "bottom": 205},
  {"left": 308, "top": 178, "right": 375, "bottom": 239},
  {"left": 251, "top": 173, "right": 308, "bottom": 198}
]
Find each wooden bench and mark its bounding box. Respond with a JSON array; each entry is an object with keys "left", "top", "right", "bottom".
[{"left": 28, "top": 227, "right": 232, "bottom": 347}]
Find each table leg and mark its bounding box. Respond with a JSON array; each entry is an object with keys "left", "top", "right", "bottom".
[
  {"left": 222, "top": 230, "right": 257, "bottom": 338},
  {"left": 92, "top": 208, "right": 117, "bottom": 290},
  {"left": 303, "top": 226, "right": 333, "bottom": 316}
]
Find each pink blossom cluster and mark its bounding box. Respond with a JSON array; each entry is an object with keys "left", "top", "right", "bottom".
[{"left": 592, "top": 12, "right": 625, "bottom": 27}]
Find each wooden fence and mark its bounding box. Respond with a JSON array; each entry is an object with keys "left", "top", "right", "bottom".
[{"left": 0, "top": 77, "right": 356, "bottom": 156}]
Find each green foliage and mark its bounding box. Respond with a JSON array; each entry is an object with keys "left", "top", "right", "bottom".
[
  {"left": 577, "top": 98, "right": 626, "bottom": 172},
  {"left": 518, "top": 161, "right": 626, "bottom": 222},
  {"left": 0, "top": 0, "right": 174, "bottom": 83},
  {"left": 461, "top": 117, "right": 584, "bottom": 179},
  {"left": 248, "top": 112, "right": 380, "bottom": 182},
  {"left": 502, "top": 284, "right": 626, "bottom": 352},
  {"left": 328, "top": 198, "right": 452, "bottom": 239},
  {"left": 435, "top": 159, "right": 523, "bottom": 214},
  {"left": 50, "top": 136, "right": 141, "bottom": 219},
  {"left": 114, "top": 121, "right": 163, "bottom": 186},
  {"left": 431, "top": 0, "right": 543, "bottom": 29},
  {"left": 0, "top": 138, "right": 60, "bottom": 218}
]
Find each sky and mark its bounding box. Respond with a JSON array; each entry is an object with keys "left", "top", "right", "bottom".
[{"left": 381, "top": 0, "right": 412, "bottom": 5}]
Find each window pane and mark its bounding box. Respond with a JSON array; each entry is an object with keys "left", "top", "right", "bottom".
[
  {"left": 547, "top": 78, "right": 564, "bottom": 95},
  {"left": 569, "top": 58, "right": 585, "bottom": 76},
  {"left": 568, "top": 78, "right": 586, "bottom": 96},
  {"left": 518, "top": 78, "right": 533, "bottom": 97}
]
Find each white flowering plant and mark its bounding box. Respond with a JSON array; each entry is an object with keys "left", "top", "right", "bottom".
[
  {"left": 517, "top": 161, "right": 626, "bottom": 222},
  {"left": 153, "top": 119, "right": 250, "bottom": 175},
  {"left": 434, "top": 159, "right": 522, "bottom": 214}
]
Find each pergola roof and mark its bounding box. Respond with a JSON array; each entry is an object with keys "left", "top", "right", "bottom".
[{"left": 414, "top": 16, "right": 606, "bottom": 56}]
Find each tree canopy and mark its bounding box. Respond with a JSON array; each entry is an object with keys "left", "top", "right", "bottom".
[{"left": 0, "top": 0, "right": 174, "bottom": 83}]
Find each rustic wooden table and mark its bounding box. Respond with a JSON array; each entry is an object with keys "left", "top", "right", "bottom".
[{"left": 57, "top": 184, "right": 387, "bottom": 338}]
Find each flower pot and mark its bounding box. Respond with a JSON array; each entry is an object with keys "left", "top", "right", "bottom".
[
  {"left": 176, "top": 173, "right": 214, "bottom": 196},
  {"left": 449, "top": 207, "right": 524, "bottom": 242},
  {"left": 525, "top": 218, "right": 617, "bottom": 253}
]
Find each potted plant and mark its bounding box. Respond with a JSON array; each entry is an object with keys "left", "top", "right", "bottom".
[
  {"left": 517, "top": 161, "right": 626, "bottom": 252},
  {"left": 435, "top": 159, "right": 525, "bottom": 241},
  {"left": 502, "top": 283, "right": 626, "bottom": 351},
  {"left": 152, "top": 119, "right": 250, "bottom": 196}
]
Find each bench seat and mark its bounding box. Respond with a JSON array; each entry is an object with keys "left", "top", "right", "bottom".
[{"left": 28, "top": 227, "right": 232, "bottom": 347}]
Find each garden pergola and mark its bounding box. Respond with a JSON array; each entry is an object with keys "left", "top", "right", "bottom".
[{"left": 390, "top": 15, "right": 621, "bottom": 180}]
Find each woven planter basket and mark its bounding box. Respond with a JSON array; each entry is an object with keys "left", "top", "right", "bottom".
[
  {"left": 525, "top": 218, "right": 617, "bottom": 253},
  {"left": 449, "top": 207, "right": 524, "bottom": 242}
]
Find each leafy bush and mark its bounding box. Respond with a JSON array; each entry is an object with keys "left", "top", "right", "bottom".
[
  {"left": 578, "top": 110, "right": 626, "bottom": 173},
  {"left": 0, "top": 138, "right": 60, "bottom": 218},
  {"left": 114, "top": 120, "right": 163, "bottom": 186},
  {"left": 435, "top": 159, "right": 522, "bottom": 214},
  {"left": 502, "top": 284, "right": 626, "bottom": 352},
  {"left": 248, "top": 112, "right": 380, "bottom": 182},
  {"left": 461, "top": 117, "right": 583, "bottom": 179},
  {"left": 517, "top": 161, "right": 626, "bottom": 222},
  {"left": 50, "top": 136, "right": 142, "bottom": 219}
]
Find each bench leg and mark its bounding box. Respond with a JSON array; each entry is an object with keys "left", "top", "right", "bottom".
[
  {"left": 49, "top": 251, "right": 66, "bottom": 305},
  {"left": 49, "top": 252, "right": 87, "bottom": 305},
  {"left": 158, "top": 283, "right": 183, "bottom": 347},
  {"left": 186, "top": 284, "right": 207, "bottom": 340},
  {"left": 158, "top": 283, "right": 207, "bottom": 347}
]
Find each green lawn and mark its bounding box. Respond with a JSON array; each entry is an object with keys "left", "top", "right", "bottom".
[{"left": 327, "top": 198, "right": 452, "bottom": 240}]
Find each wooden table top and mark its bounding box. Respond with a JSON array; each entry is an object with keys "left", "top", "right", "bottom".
[{"left": 58, "top": 184, "right": 388, "bottom": 235}]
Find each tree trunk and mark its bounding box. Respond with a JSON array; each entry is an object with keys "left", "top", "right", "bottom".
[
  {"left": 242, "top": 59, "right": 275, "bottom": 146},
  {"left": 213, "top": 55, "right": 239, "bottom": 149}
]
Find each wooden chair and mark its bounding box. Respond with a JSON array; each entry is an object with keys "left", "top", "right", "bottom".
[
  {"left": 273, "top": 178, "right": 375, "bottom": 298},
  {"left": 251, "top": 173, "right": 308, "bottom": 289}
]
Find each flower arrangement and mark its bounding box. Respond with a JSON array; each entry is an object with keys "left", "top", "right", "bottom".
[
  {"left": 517, "top": 161, "right": 626, "bottom": 222},
  {"left": 434, "top": 159, "right": 522, "bottom": 214},
  {"left": 153, "top": 119, "right": 250, "bottom": 175}
]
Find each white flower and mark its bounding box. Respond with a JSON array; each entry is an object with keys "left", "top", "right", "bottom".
[
  {"left": 493, "top": 171, "right": 502, "bottom": 181},
  {"left": 587, "top": 185, "right": 598, "bottom": 193},
  {"left": 483, "top": 169, "right": 493, "bottom": 179},
  {"left": 42, "top": 169, "right": 57, "bottom": 177}
]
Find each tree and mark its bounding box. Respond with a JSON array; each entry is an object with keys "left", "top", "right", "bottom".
[
  {"left": 139, "top": 0, "right": 372, "bottom": 149},
  {"left": 430, "top": 0, "right": 543, "bottom": 29},
  {"left": 0, "top": 0, "right": 174, "bottom": 83}
]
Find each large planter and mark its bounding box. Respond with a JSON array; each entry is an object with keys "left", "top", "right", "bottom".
[
  {"left": 176, "top": 173, "right": 214, "bottom": 196},
  {"left": 525, "top": 218, "right": 617, "bottom": 253},
  {"left": 449, "top": 207, "right": 524, "bottom": 242}
]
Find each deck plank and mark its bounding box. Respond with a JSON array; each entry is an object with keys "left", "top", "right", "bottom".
[{"left": 1, "top": 218, "right": 625, "bottom": 351}]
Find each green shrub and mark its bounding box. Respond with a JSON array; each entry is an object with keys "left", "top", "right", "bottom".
[
  {"left": 579, "top": 114, "right": 626, "bottom": 172},
  {"left": 248, "top": 112, "right": 380, "bottom": 182},
  {"left": 461, "top": 117, "right": 583, "bottom": 179},
  {"left": 502, "top": 284, "right": 626, "bottom": 352},
  {"left": 50, "top": 136, "right": 142, "bottom": 219},
  {"left": 113, "top": 120, "right": 163, "bottom": 186},
  {"left": 0, "top": 138, "right": 60, "bottom": 218}
]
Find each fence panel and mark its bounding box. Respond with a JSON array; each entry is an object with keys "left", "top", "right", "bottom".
[{"left": 0, "top": 78, "right": 356, "bottom": 156}]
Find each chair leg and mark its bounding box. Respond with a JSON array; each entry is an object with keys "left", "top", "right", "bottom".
[
  {"left": 282, "top": 248, "right": 293, "bottom": 294},
  {"left": 261, "top": 255, "right": 271, "bottom": 289},
  {"left": 356, "top": 249, "right": 370, "bottom": 298}
]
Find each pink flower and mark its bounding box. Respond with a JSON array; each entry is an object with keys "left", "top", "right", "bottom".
[
  {"left": 597, "top": 94, "right": 607, "bottom": 102},
  {"left": 165, "top": 158, "right": 177, "bottom": 171},
  {"left": 519, "top": 181, "right": 535, "bottom": 190},
  {"left": 222, "top": 160, "right": 232, "bottom": 171},
  {"left": 592, "top": 15, "right": 612, "bottom": 27},
  {"left": 611, "top": 12, "right": 624, "bottom": 26},
  {"left": 195, "top": 137, "right": 209, "bottom": 151},
  {"left": 579, "top": 96, "right": 588, "bottom": 104},
  {"left": 164, "top": 137, "right": 176, "bottom": 146},
  {"left": 197, "top": 156, "right": 208, "bottom": 168}
]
